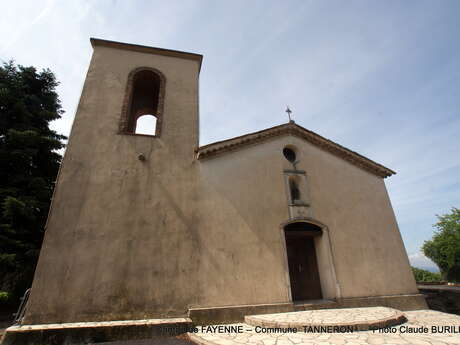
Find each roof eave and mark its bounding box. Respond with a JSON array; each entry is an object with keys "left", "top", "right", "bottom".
[{"left": 196, "top": 123, "right": 396, "bottom": 179}]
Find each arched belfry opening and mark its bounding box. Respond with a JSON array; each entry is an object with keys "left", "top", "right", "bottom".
[
  {"left": 284, "top": 221, "right": 323, "bottom": 301},
  {"left": 119, "top": 67, "right": 165, "bottom": 136}
]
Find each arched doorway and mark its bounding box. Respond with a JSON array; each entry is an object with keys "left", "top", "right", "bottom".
[{"left": 284, "top": 221, "right": 323, "bottom": 301}]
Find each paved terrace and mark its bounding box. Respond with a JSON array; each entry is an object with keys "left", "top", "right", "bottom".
[
  {"left": 189, "top": 308, "right": 460, "bottom": 345},
  {"left": 2, "top": 307, "right": 460, "bottom": 344}
]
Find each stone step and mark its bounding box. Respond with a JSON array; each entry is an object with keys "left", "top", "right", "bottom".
[
  {"left": 244, "top": 306, "right": 407, "bottom": 331},
  {"left": 293, "top": 298, "right": 338, "bottom": 311},
  {"left": 189, "top": 303, "right": 294, "bottom": 325}
]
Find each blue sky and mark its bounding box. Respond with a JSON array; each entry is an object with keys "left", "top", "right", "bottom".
[{"left": 1, "top": 1, "right": 459, "bottom": 271}]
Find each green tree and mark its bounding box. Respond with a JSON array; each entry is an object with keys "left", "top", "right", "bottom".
[
  {"left": 411, "top": 267, "right": 441, "bottom": 282},
  {"left": 422, "top": 208, "right": 460, "bottom": 282},
  {"left": 0, "top": 61, "right": 66, "bottom": 304}
]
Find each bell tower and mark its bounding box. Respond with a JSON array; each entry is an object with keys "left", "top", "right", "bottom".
[
  {"left": 85, "top": 38, "right": 202, "bottom": 156},
  {"left": 22, "top": 39, "right": 203, "bottom": 324}
]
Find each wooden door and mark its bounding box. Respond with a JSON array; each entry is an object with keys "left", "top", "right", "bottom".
[{"left": 286, "top": 235, "right": 322, "bottom": 301}]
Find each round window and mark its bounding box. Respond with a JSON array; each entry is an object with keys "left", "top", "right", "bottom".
[{"left": 283, "top": 147, "right": 296, "bottom": 163}]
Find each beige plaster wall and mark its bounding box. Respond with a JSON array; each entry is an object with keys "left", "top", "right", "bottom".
[
  {"left": 23, "top": 44, "right": 418, "bottom": 325},
  {"left": 195, "top": 134, "right": 419, "bottom": 308},
  {"left": 23, "top": 46, "right": 202, "bottom": 324}
]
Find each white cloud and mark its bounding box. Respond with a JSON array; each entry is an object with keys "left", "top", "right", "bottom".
[{"left": 408, "top": 252, "right": 438, "bottom": 272}]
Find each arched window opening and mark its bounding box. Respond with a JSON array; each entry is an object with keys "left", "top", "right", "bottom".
[
  {"left": 120, "top": 68, "right": 165, "bottom": 136},
  {"left": 289, "top": 177, "right": 301, "bottom": 203},
  {"left": 135, "top": 114, "right": 157, "bottom": 135}
]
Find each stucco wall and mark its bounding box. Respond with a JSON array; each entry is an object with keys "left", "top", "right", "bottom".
[
  {"left": 195, "top": 134, "right": 418, "bottom": 308},
  {"left": 23, "top": 45, "right": 202, "bottom": 324},
  {"left": 23, "top": 43, "right": 418, "bottom": 325}
]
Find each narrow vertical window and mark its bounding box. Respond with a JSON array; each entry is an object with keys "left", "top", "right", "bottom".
[{"left": 289, "top": 177, "right": 301, "bottom": 203}]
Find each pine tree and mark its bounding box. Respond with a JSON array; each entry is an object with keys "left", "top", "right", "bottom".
[{"left": 0, "top": 61, "right": 66, "bottom": 303}]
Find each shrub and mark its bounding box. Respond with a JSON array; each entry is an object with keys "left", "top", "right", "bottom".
[
  {"left": 0, "top": 291, "right": 11, "bottom": 304},
  {"left": 412, "top": 267, "right": 442, "bottom": 282}
]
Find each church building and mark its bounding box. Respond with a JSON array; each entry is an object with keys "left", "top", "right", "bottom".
[{"left": 21, "top": 38, "right": 426, "bottom": 327}]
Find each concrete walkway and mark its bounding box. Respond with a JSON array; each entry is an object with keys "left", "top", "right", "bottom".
[{"left": 189, "top": 308, "right": 460, "bottom": 345}]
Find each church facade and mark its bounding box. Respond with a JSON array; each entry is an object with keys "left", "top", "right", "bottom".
[{"left": 22, "top": 38, "right": 426, "bottom": 325}]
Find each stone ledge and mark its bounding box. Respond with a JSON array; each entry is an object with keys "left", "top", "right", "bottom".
[
  {"left": 338, "top": 293, "right": 428, "bottom": 311},
  {"left": 293, "top": 299, "right": 338, "bottom": 311},
  {"left": 188, "top": 294, "right": 426, "bottom": 325},
  {"left": 1, "top": 318, "right": 192, "bottom": 345},
  {"left": 189, "top": 303, "right": 294, "bottom": 325}
]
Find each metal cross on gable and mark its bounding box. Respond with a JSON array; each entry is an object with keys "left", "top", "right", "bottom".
[{"left": 286, "top": 106, "right": 292, "bottom": 122}]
